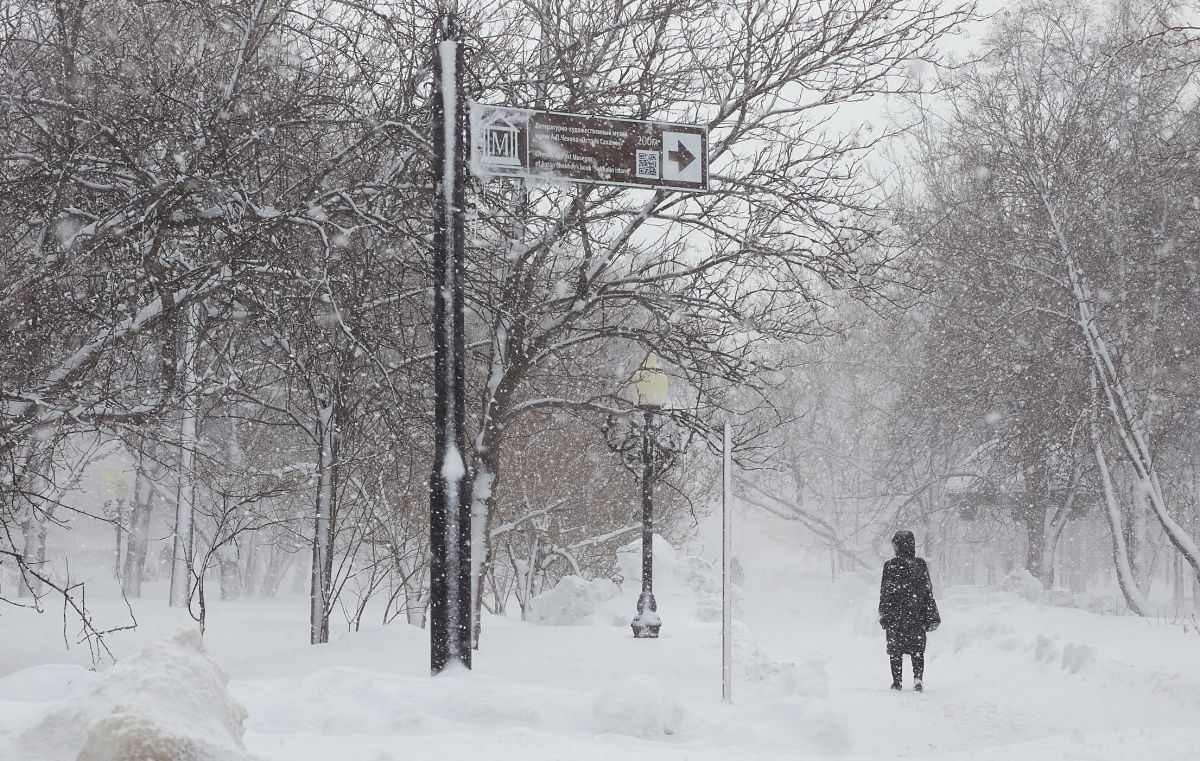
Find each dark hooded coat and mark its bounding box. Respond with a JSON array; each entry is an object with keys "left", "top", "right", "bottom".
[{"left": 878, "top": 530, "right": 940, "bottom": 655}]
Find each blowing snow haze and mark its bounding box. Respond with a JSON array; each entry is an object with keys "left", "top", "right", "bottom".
[{"left": 1, "top": 1, "right": 1199, "bottom": 760}]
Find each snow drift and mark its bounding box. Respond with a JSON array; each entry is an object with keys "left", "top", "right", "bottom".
[
  {"left": 18, "top": 630, "right": 256, "bottom": 761},
  {"left": 526, "top": 575, "right": 623, "bottom": 626}
]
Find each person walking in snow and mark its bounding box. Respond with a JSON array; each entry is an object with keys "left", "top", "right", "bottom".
[{"left": 878, "top": 530, "right": 940, "bottom": 692}]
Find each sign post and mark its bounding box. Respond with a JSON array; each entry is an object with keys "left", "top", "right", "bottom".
[
  {"left": 471, "top": 104, "right": 708, "bottom": 192},
  {"left": 429, "top": 13, "right": 472, "bottom": 675}
]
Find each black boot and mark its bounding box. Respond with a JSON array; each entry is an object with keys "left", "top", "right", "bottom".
[
  {"left": 889, "top": 654, "right": 903, "bottom": 690},
  {"left": 912, "top": 653, "right": 925, "bottom": 692}
]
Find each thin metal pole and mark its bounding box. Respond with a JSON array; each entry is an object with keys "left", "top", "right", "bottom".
[
  {"left": 430, "top": 11, "right": 471, "bottom": 674},
  {"left": 721, "top": 422, "right": 732, "bottom": 703}
]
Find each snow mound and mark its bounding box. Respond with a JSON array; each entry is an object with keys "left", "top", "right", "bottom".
[
  {"left": 1061, "top": 642, "right": 1096, "bottom": 673},
  {"left": 526, "top": 575, "right": 622, "bottom": 626},
  {"left": 592, "top": 674, "right": 685, "bottom": 738},
  {"left": 1000, "top": 568, "right": 1046, "bottom": 601},
  {"left": 998, "top": 570, "right": 1121, "bottom": 614},
  {"left": 19, "top": 630, "right": 255, "bottom": 761},
  {"left": 617, "top": 534, "right": 678, "bottom": 586},
  {"left": 1034, "top": 634, "right": 1093, "bottom": 672}
]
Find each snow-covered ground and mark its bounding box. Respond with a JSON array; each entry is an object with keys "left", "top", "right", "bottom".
[{"left": 2, "top": 525, "right": 1198, "bottom": 761}]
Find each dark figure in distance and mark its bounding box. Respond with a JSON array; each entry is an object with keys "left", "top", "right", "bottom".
[{"left": 878, "top": 530, "right": 940, "bottom": 692}]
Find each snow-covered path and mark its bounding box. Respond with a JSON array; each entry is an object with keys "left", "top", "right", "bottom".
[
  {"left": 747, "top": 574, "right": 1200, "bottom": 760},
  {"left": 2, "top": 558, "right": 1199, "bottom": 760}
]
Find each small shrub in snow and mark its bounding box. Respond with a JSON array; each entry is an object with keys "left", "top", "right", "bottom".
[{"left": 592, "top": 675, "right": 684, "bottom": 738}]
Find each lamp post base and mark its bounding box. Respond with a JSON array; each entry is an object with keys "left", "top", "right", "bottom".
[
  {"left": 631, "top": 618, "right": 661, "bottom": 638},
  {"left": 631, "top": 592, "right": 661, "bottom": 638}
]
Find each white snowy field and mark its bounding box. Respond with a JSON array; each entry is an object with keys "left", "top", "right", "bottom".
[{"left": 2, "top": 534, "right": 1198, "bottom": 761}]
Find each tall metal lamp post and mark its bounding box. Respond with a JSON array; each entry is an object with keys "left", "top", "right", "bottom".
[{"left": 603, "top": 353, "right": 683, "bottom": 638}]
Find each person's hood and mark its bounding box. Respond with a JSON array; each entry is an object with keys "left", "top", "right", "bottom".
[{"left": 891, "top": 530, "right": 916, "bottom": 558}]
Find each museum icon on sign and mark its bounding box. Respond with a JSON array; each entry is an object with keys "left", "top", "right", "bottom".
[{"left": 482, "top": 116, "right": 522, "bottom": 167}]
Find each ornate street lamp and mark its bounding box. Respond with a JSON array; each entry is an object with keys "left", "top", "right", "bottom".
[{"left": 602, "top": 353, "right": 684, "bottom": 638}]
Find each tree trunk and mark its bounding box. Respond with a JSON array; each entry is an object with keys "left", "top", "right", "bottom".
[
  {"left": 170, "top": 304, "right": 199, "bottom": 607},
  {"left": 19, "top": 503, "right": 48, "bottom": 598},
  {"left": 1090, "top": 373, "right": 1151, "bottom": 616},
  {"left": 218, "top": 543, "right": 241, "bottom": 601},
  {"left": 1040, "top": 466, "right": 1080, "bottom": 590},
  {"left": 218, "top": 416, "right": 245, "bottom": 601},
  {"left": 121, "top": 446, "right": 156, "bottom": 598},
  {"left": 404, "top": 585, "right": 428, "bottom": 628},
  {"left": 259, "top": 535, "right": 294, "bottom": 598},
  {"left": 1173, "top": 550, "right": 1184, "bottom": 613},
  {"left": 1066, "top": 255, "right": 1200, "bottom": 589},
  {"left": 17, "top": 453, "right": 54, "bottom": 599},
  {"left": 1020, "top": 453, "right": 1051, "bottom": 586},
  {"left": 241, "top": 528, "right": 259, "bottom": 597},
  {"left": 310, "top": 400, "right": 338, "bottom": 644},
  {"left": 469, "top": 427, "right": 502, "bottom": 648}
]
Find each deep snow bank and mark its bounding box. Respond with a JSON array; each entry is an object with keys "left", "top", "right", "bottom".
[{"left": 17, "top": 630, "right": 256, "bottom": 761}]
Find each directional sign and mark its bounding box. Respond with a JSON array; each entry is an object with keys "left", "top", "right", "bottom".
[
  {"left": 470, "top": 104, "right": 708, "bottom": 192},
  {"left": 662, "top": 131, "right": 703, "bottom": 184}
]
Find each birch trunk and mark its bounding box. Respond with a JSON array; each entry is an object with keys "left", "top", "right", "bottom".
[
  {"left": 1040, "top": 499, "right": 1069, "bottom": 590},
  {"left": 259, "top": 535, "right": 294, "bottom": 598},
  {"left": 218, "top": 417, "right": 244, "bottom": 601},
  {"left": 469, "top": 434, "right": 500, "bottom": 647},
  {"left": 218, "top": 545, "right": 241, "bottom": 601},
  {"left": 122, "top": 445, "right": 157, "bottom": 598},
  {"left": 1036, "top": 189, "right": 1200, "bottom": 591},
  {"left": 469, "top": 339, "right": 520, "bottom": 647},
  {"left": 404, "top": 584, "right": 428, "bottom": 627},
  {"left": 170, "top": 304, "right": 199, "bottom": 607},
  {"left": 1066, "top": 256, "right": 1200, "bottom": 586},
  {"left": 17, "top": 453, "right": 54, "bottom": 598},
  {"left": 310, "top": 400, "right": 338, "bottom": 645},
  {"left": 1090, "top": 382, "right": 1151, "bottom": 616},
  {"left": 241, "top": 528, "right": 259, "bottom": 597},
  {"left": 19, "top": 500, "right": 48, "bottom": 598},
  {"left": 1040, "top": 464, "right": 1082, "bottom": 589}
]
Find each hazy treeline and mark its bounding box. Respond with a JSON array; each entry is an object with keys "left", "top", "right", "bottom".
[
  {"left": 0, "top": 0, "right": 973, "bottom": 652},
  {"left": 764, "top": 0, "right": 1200, "bottom": 614}
]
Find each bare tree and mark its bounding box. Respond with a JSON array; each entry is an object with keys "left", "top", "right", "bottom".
[
  {"left": 904, "top": 0, "right": 1200, "bottom": 607},
  {"left": 457, "top": 0, "right": 974, "bottom": 644}
]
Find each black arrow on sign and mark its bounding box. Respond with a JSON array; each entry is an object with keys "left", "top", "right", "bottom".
[{"left": 667, "top": 139, "right": 696, "bottom": 173}]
